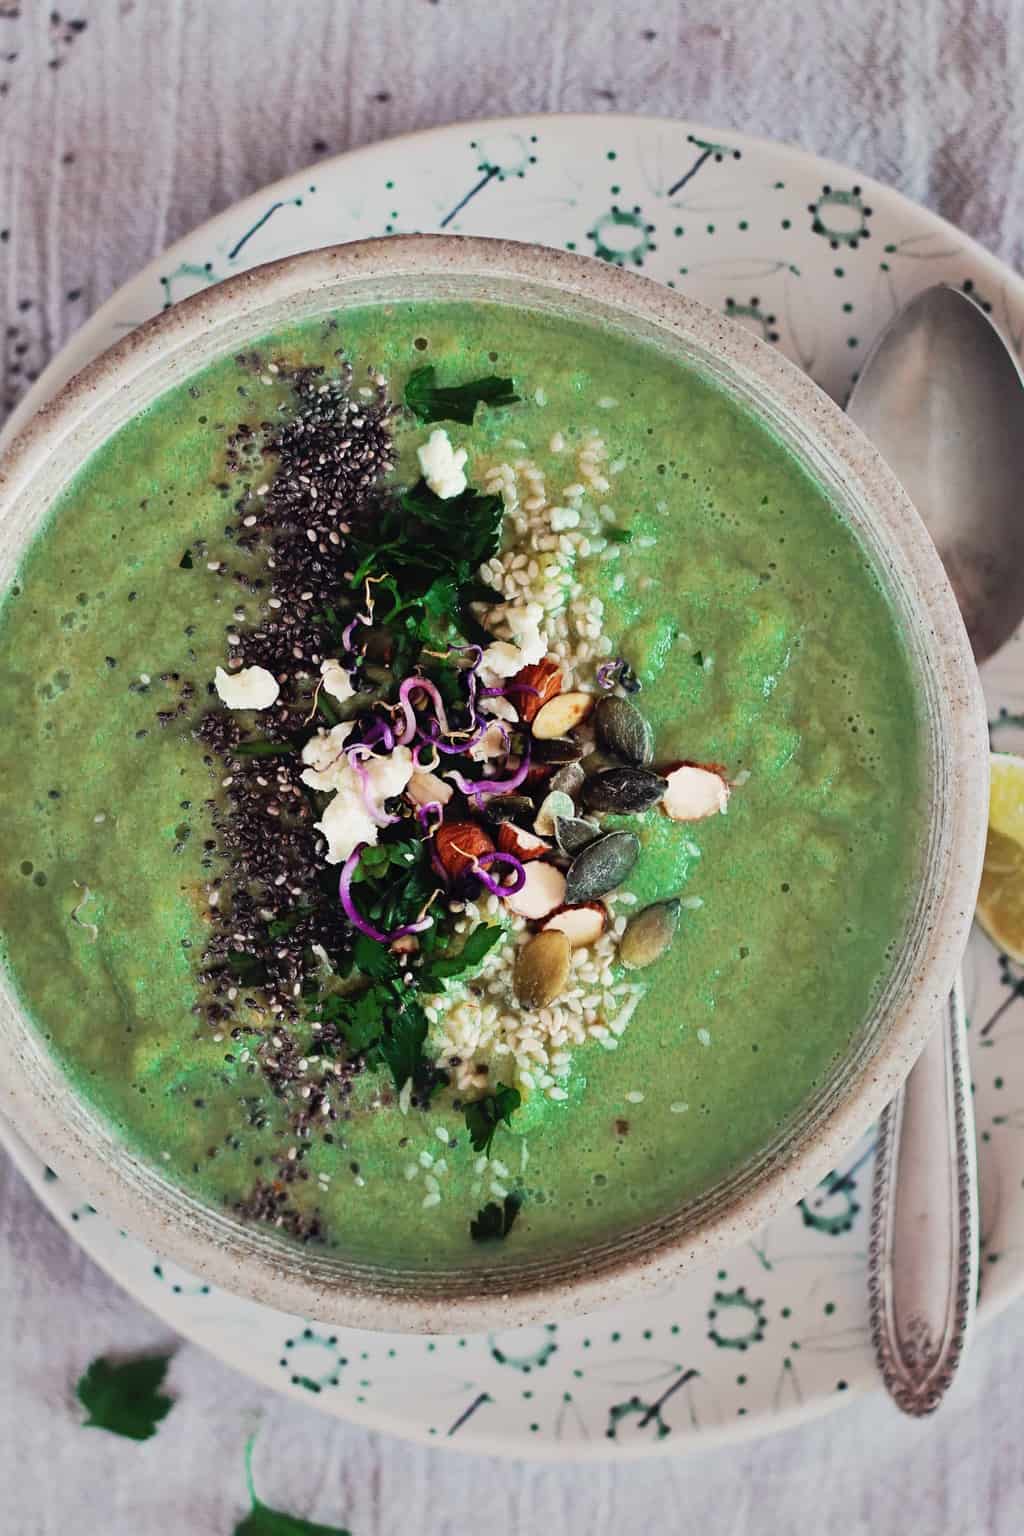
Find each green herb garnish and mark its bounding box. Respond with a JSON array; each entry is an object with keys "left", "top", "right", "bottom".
[
  {"left": 606, "top": 527, "right": 633, "bottom": 545},
  {"left": 404, "top": 365, "right": 519, "bottom": 425},
  {"left": 464, "top": 1083, "right": 521, "bottom": 1156},
  {"left": 317, "top": 690, "right": 341, "bottom": 727},
  {"left": 398, "top": 479, "right": 505, "bottom": 573},
  {"left": 227, "top": 953, "right": 268, "bottom": 986},
  {"left": 307, "top": 845, "right": 446, "bottom": 1100},
  {"left": 341, "top": 477, "right": 504, "bottom": 684},
  {"left": 266, "top": 906, "right": 314, "bottom": 940},
  {"left": 470, "top": 1192, "right": 522, "bottom": 1242},
  {"left": 178, "top": 550, "right": 194, "bottom": 568},
  {"left": 692, "top": 650, "right": 704, "bottom": 668},
  {"left": 348, "top": 489, "right": 499, "bottom": 587},
  {"left": 232, "top": 740, "right": 297, "bottom": 758},
  {"left": 419, "top": 923, "right": 503, "bottom": 987},
  {"left": 76, "top": 1354, "right": 174, "bottom": 1441},
  {"left": 375, "top": 996, "right": 431, "bottom": 1092},
  {"left": 310, "top": 989, "right": 386, "bottom": 1055}
]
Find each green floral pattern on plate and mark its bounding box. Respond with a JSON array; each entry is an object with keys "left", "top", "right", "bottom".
[{"left": 2, "top": 114, "right": 1023, "bottom": 1460}]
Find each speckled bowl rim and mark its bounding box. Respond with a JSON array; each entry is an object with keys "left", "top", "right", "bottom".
[{"left": 0, "top": 235, "right": 989, "bottom": 1332}]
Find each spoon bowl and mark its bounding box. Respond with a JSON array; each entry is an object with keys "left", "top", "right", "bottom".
[{"left": 848, "top": 285, "right": 1024, "bottom": 661}]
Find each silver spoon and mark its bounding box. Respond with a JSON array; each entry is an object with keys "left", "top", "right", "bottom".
[{"left": 848, "top": 284, "right": 1024, "bottom": 1414}]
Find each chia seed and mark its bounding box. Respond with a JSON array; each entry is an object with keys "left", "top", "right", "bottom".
[{"left": 186, "top": 364, "right": 401, "bottom": 1240}]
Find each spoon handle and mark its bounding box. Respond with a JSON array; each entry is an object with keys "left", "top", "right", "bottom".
[{"left": 867, "top": 972, "right": 979, "bottom": 1414}]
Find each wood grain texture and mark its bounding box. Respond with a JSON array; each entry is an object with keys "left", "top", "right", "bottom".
[{"left": 3, "top": 1, "right": 1024, "bottom": 1528}]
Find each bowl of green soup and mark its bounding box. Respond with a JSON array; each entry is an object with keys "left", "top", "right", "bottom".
[{"left": 0, "top": 236, "right": 987, "bottom": 1331}]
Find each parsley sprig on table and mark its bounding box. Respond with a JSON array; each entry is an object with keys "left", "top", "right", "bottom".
[
  {"left": 235, "top": 1437, "right": 351, "bottom": 1536},
  {"left": 76, "top": 1354, "right": 174, "bottom": 1441},
  {"left": 404, "top": 365, "right": 520, "bottom": 425}
]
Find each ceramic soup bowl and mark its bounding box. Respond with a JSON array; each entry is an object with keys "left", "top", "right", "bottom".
[{"left": 0, "top": 237, "right": 988, "bottom": 1331}]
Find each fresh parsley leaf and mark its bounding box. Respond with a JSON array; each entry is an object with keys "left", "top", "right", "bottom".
[
  {"left": 345, "top": 481, "right": 503, "bottom": 655},
  {"left": 231, "top": 740, "right": 297, "bottom": 758},
  {"left": 420, "top": 574, "right": 462, "bottom": 637},
  {"left": 227, "top": 953, "right": 268, "bottom": 986},
  {"left": 606, "top": 527, "right": 633, "bottom": 545},
  {"left": 317, "top": 691, "right": 341, "bottom": 727},
  {"left": 464, "top": 1083, "right": 521, "bottom": 1156},
  {"left": 470, "top": 1192, "right": 522, "bottom": 1242},
  {"left": 399, "top": 480, "right": 504, "bottom": 573},
  {"left": 267, "top": 905, "right": 315, "bottom": 940},
  {"left": 76, "top": 1354, "right": 174, "bottom": 1441},
  {"left": 237, "top": 1439, "right": 351, "bottom": 1536},
  {"left": 309, "top": 988, "right": 384, "bottom": 1055},
  {"left": 235, "top": 1506, "right": 351, "bottom": 1536},
  {"left": 421, "top": 924, "right": 503, "bottom": 988},
  {"left": 405, "top": 365, "right": 520, "bottom": 425},
  {"left": 352, "top": 930, "right": 399, "bottom": 979},
  {"left": 376, "top": 861, "right": 436, "bottom": 937},
  {"left": 178, "top": 549, "right": 194, "bottom": 568},
  {"left": 457, "top": 580, "right": 505, "bottom": 647},
  {"left": 376, "top": 997, "right": 430, "bottom": 1094}
]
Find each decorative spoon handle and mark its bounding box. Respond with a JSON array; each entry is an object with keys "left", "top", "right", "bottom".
[{"left": 868, "top": 972, "right": 979, "bottom": 1415}]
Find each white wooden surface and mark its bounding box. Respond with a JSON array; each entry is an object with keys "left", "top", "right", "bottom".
[{"left": 2, "top": 2, "right": 1024, "bottom": 1529}]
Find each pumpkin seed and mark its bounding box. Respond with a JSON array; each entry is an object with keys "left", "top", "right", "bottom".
[
  {"left": 548, "top": 761, "right": 585, "bottom": 799},
  {"left": 620, "top": 899, "right": 681, "bottom": 969},
  {"left": 595, "top": 695, "right": 655, "bottom": 766},
  {"left": 534, "top": 735, "right": 584, "bottom": 764},
  {"left": 581, "top": 748, "right": 621, "bottom": 777},
  {"left": 514, "top": 929, "right": 572, "bottom": 1009},
  {"left": 582, "top": 766, "right": 667, "bottom": 813},
  {"left": 483, "top": 794, "right": 536, "bottom": 825},
  {"left": 535, "top": 789, "right": 576, "bottom": 837},
  {"left": 554, "top": 815, "right": 603, "bottom": 856},
  {"left": 564, "top": 829, "right": 640, "bottom": 903}
]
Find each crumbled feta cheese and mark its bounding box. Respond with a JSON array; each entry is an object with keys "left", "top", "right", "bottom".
[
  {"left": 299, "top": 722, "right": 355, "bottom": 791},
  {"left": 305, "top": 738, "right": 414, "bottom": 864},
  {"left": 469, "top": 720, "right": 510, "bottom": 763},
  {"left": 315, "top": 783, "right": 379, "bottom": 866},
  {"left": 417, "top": 428, "right": 468, "bottom": 499},
  {"left": 480, "top": 600, "right": 548, "bottom": 682},
  {"left": 480, "top": 694, "right": 518, "bottom": 723},
  {"left": 213, "top": 664, "right": 280, "bottom": 710},
  {"left": 363, "top": 744, "right": 414, "bottom": 802},
  {"left": 479, "top": 641, "right": 526, "bottom": 680},
  {"left": 505, "top": 601, "right": 546, "bottom": 662},
  {"left": 320, "top": 657, "right": 355, "bottom": 703}
]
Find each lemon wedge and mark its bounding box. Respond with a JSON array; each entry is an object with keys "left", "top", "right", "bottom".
[{"left": 977, "top": 753, "right": 1024, "bottom": 961}]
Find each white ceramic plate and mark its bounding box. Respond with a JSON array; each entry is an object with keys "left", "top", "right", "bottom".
[{"left": 3, "top": 114, "right": 1022, "bottom": 1460}]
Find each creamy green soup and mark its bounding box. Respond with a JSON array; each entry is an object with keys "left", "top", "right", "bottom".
[{"left": 0, "top": 300, "right": 923, "bottom": 1269}]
